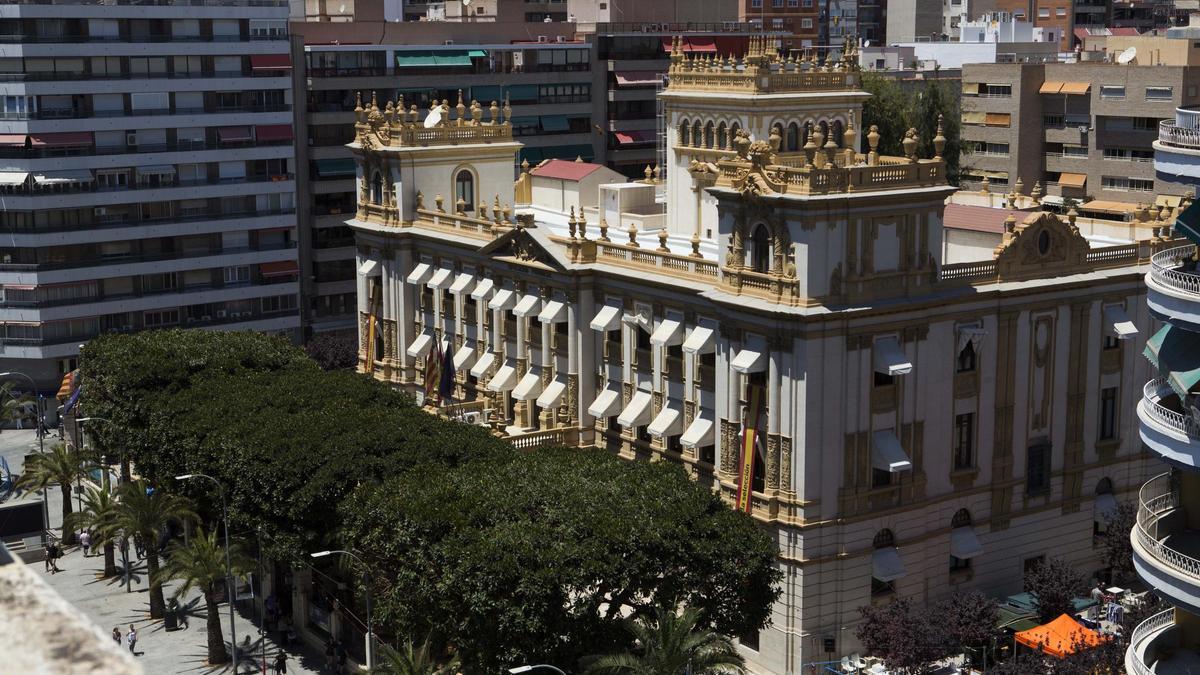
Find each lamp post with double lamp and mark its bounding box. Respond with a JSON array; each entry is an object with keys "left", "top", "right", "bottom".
[
  {"left": 73, "top": 417, "right": 113, "bottom": 491},
  {"left": 1, "top": 371, "right": 48, "bottom": 532},
  {"left": 176, "top": 473, "right": 238, "bottom": 670},
  {"left": 311, "top": 549, "right": 374, "bottom": 669},
  {"left": 509, "top": 665, "right": 567, "bottom": 675}
]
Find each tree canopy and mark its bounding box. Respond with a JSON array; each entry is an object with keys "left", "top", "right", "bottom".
[
  {"left": 1023, "top": 557, "right": 1088, "bottom": 623},
  {"left": 860, "top": 72, "right": 963, "bottom": 185}
]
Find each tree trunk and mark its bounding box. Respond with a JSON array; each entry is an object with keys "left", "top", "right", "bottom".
[
  {"left": 102, "top": 541, "right": 117, "bottom": 578},
  {"left": 205, "top": 588, "right": 230, "bottom": 665},
  {"left": 59, "top": 484, "right": 75, "bottom": 545},
  {"left": 147, "top": 550, "right": 165, "bottom": 619}
]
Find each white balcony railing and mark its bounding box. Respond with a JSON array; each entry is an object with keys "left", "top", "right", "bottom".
[
  {"left": 1150, "top": 246, "right": 1200, "bottom": 298},
  {"left": 1159, "top": 120, "right": 1200, "bottom": 149},
  {"left": 1143, "top": 378, "right": 1200, "bottom": 440},
  {"left": 1134, "top": 472, "right": 1200, "bottom": 579},
  {"left": 1126, "top": 609, "right": 1176, "bottom": 675}
]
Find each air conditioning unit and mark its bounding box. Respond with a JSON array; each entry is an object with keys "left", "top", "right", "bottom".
[
  {"left": 126, "top": 133, "right": 138, "bottom": 146},
  {"left": 462, "top": 411, "right": 482, "bottom": 425},
  {"left": 201, "top": 315, "right": 211, "bottom": 321},
  {"left": 537, "top": 35, "right": 548, "bottom": 43},
  {"left": 444, "top": 39, "right": 454, "bottom": 45},
  {"left": 555, "top": 35, "right": 566, "bottom": 42},
  {"left": 216, "top": 309, "right": 227, "bottom": 318},
  {"left": 185, "top": 316, "right": 195, "bottom": 323}
]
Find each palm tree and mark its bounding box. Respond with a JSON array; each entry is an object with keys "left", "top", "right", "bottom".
[
  {"left": 107, "top": 480, "right": 197, "bottom": 619},
  {"left": 15, "top": 443, "right": 95, "bottom": 545},
  {"left": 369, "top": 639, "right": 460, "bottom": 675},
  {"left": 0, "top": 380, "right": 31, "bottom": 426},
  {"left": 157, "top": 528, "right": 252, "bottom": 665},
  {"left": 584, "top": 606, "right": 745, "bottom": 675},
  {"left": 64, "top": 486, "right": 120, "bottom": 577}
]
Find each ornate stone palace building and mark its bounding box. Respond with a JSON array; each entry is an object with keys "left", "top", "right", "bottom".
[{"left": 348, "top": 36, "right": 1176, "bottom": 673}]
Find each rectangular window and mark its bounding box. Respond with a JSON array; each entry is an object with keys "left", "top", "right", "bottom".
[
  {"left": 751, "top": 0, "right": 762, "bottom": 7},
  {"left": 773, "top": 0, "right": 783, "bottom": 7},
  {"left": 1103, "top": 148, "right": 1154, "bottom": 162},
  {"left": 1100, "top": 85, "right": 1125, "bottom": 100},
  {"left": 1146, "top": 86, "right": 1174, "bottom": 101},
  {"left": 223, "top": 266, "right": 250, "bottom": 284},
  {"left": 1056, "top": 7, "right": 1066, "bottom": 16},
  {"left": 788, "top": 0, "right": 799, "bottom": 6},
  {"left": 1026, "top": 443, "right": 1050, "bottom": 495},
  {"left": 1103, "top": 334, "right": 1120, "bottom": 350},
  {"left": 801, "top": 18, "right": 813, "bottom": 28},
  {"left": 1102, "top": 176, "right": 1154, "bottom": 192},
  {"left": 984, "top": 112, "right": 1011, "bottom": 127},
  {"left": 982, "top": 84, "right": 1011, "bottom": 97},
  {"left": 1038, "top": 7, "right": 1049, "bottom": 17},
  {"left": 144, "top": 309, "right": 179, "bottom": 328},
  {"left": 954, "top": 413, "right": 975, "bottom": 470},
  {"left": 1100, "top": 387, "right": 1118, "bottom": 440},
  {"left": 261, "top": 294, "right": 298, "bottom": 313}
]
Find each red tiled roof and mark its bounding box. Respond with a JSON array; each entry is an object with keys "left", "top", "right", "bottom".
[
  {"left": 943, "top": 203, "right": 1021, "bottom": 234},
  {"left": 529, "top": 159, "right": 604, "bottom": 181}
]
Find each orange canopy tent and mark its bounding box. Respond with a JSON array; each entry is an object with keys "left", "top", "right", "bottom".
[{"left": 1015, "top": 613, "right": 1107, "bottom": 658}]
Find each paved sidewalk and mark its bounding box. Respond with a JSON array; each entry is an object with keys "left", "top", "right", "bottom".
[{"left": 2, "top": 429, "right": 329, "bottom": 675}]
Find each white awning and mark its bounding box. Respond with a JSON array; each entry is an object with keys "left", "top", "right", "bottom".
[
  {"left": 488, "top": 288, "right": 516, "bottom": 310},
  {"left": 650, "top": 318, "right": 684, "bottom": 347},
  {"left": 590, "top": 304, "right": 623, "bottom": 331},
  {"left": 427, "top": 267, "right": 453, "bottom": 290},
  {"left": 449, "top": 272, "right": 475, "bottom": 295},
  {"left": 406, "top": 332, "right": 434, "bottom": 359},
  {"left": 513, "top": 294, "right": 541, "bottom": 318},
  {"left": 956, "top": 325, "right": 985, "bottom": 352},
  {"left": 648, "top": 403, "right": 683, "bottom": 437},
  {"left": 358, "top": 259, "right": 381, "bottom": 277},
  {"left": 538, "top": 300, "right": 567, "bottom": 324},
  {"left": 536, "top": 377, "right": 567, "bottom": 408},
  {"left": 1094, "top": 493, "right": 1119, "bottom": 523},
  {"left": 950, "top": 527, "right": 983, "bottom": 560},
  {"left": 618, "top": 390, "right": 653, "bottom": 428},
  {"left": 135, "top": 164, "right": 176, "bottom": 178},
  {"left": 487, "top": 362, "right": 518, "bottom": 392},
  {"left": 872, "top": 547, "right": 907, "bottom": 582},
  {"left": 588, "top": 387, "right": 622, "bottom": 418},
  {"left": 452, "top": 344, "right": 477, "bottom": 371},
  {"left": 0, "top": 171, "right": 28, "bottom": 186},
  {"left": 469, "top": 351, "right": 495, "bottom": 378},
  {"left": 1103, "top": 305, "right": 1138, "bottom": 340},
  {"left": 33, "top": 169, "right": 93, "bottom": 184},
  {"left": 682, "top": 326, "right": 715, "bottom": 354},
  {"left": 406, "top": 263, "right": 432, "bottom": 285},
  {"left": 731, "top": 348, "right": 767, "bottom": 374},
  {"left": 873, "top": 336, "right": 912, "bottom": 376},
  {"left": 871, "top": 430, "right": 912, "bottom": 472},
  {"left": 512, "top": 370, "right": 543, "bottom": 400},
  {"left": 470, "top": 277, "right": 494, "bottom": 300},
  {"left": 680, "top": 415, "right": 714, "bottom": 448}
]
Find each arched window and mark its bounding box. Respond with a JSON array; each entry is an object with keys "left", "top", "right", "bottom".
[
  {"left": 749, "top": 224, "right": 772, "bottom": 274},
  {"left": 1096, "top": 477, "right": 1113, "bottom": 495},
  {"left": 704, "top": 121, "right": 715, "bottom": 148},
  {"left": 374, "top": 327, "right": 385, "bottom": 362},
  {"left": 951, "top": 508, "right": 972, "bottom": 528},
  {"left": 818, "top": 119, "right": 829, "bottom": 142},
  {"left": 956, "top": 341, "right": 976, "bottom": 373},
  {"left": 692, "top": 121, "right": 702, "bottom": 148},
  {"left": 454, "top": 169, "right": 475, "bottom": 213},
  {"left": 680, "top": 119, "right": 691, "bottom": 146},
  {"left": 370, "top": 171, "right": 384, "bottom": 205},
  {"left": 949, "top": 509, "right": 975, "bottom": 572},
  {"left": 871, "top": 529, "right": 898, "bottom": 595},
  {"left": 1094, "top": 477, "right": 1117, "bottom": 536},
  {"left": 786, "top": 122, "right": 800, "bottom": 152},
  {"left": 716, "top": 122, "right": 728, "bottom": 150},
  {"left": 831, "top": 119, "right": 845, "bottom": 148},
  {"left": 873, "top": 529, "right": 895, "bottom": 549}
]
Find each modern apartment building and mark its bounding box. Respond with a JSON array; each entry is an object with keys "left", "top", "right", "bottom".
[
  {"left": 960, "top": 55, "right": 1200, "bottom": 210},
  {"left": 738, "top": 0, "right": 821, "bottom": 45},
  {"left": 994, "top": 0, "right": 1075, "bottom": 49},
  {"left": 0, "top": 0, "right": 301, "bottom": 390}
]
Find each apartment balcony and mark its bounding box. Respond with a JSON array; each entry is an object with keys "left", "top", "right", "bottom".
[
  {"left": 1125, "top": 609, "right": 1183, "bottom": 675},
  {"left": 1132, "top": 472, "right": 1200, "bottom": 613},
  {"left": 1146, "top": 246, "right": 1200, "bottom": 330},
  {"left": 1139, "top": 378, "right": 1200, "bottom": 468}
]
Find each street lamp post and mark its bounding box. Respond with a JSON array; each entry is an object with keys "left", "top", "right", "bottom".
[
  {"left": 1, "top": 371, "right": 48, "bottom": 532},
  {"left": 311, "top": 549, "right": 374, "bottom": 669},
  {"left": 176, "top": 473, "right": 238, "bottom": 670},
  {"left": 74, "top": 417, "right": 113, "bottom": 491},
  {"left": 509, "top": 665, "right": 567, "bottom": 675}
]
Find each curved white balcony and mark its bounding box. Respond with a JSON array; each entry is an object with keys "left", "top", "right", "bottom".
[
  {"left": 1147, "top": 246, "right": 1200, "bottom": 332},
  {"left": 1125, "top": 609, "right": 1181, "bottom": 675},
  {"left": 1132, "top": 473, "right": 1200, "bottom": 614},
  {"left": 1139, "top": 378, "right": 1200, "bottom": 468}
]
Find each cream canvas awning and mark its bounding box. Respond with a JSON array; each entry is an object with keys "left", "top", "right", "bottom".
[
  {"left": 406, "top": 263, "right": 432, "bottom": 285},
  {"left": 358, "top": 259, "right": 381, "bottom": 277},
  {"left": 950, "top": 527, "right": 983, "bottom": 560},
  {"left": 1061, "top": 81, "right": 1091, "bottom": 95},
  {"left": 588, "top": 387, "right": 621, "bottom": 418},
  {"left": 1039, "top": 81, "right": 1065, "bottom": 94},
  {"left": 470, "top": 277, "right": 494, "bottom": 300},
  {"left": 487, "top": 362, "right": 518, "bottom": 392},
  {"left": 590, "top": 304, "right": 622, "bottom": 331},
  {"left": 488, "top": 288, "right": 516, "bottom": 310},
  {"left": 680, "top": 415, "right": 714, "bottom": 449},
  {"left": 873, "top": 337, "right": 912, "bottom": 376},
  {"left": 33, "top": 169, "right": 93, "bottom": 184},
  {"left": 1058, "top": 173, "right": 1087, "bottom": 189},
  {"left": 731, "top": 348, "right": 767, "bottom": 374},
  {"left": 872, "top": 430, "right": 912, "bottom": 472},
  {"left": 0, "top": 171, "right": 28, "bottom": 186},
  {"left": 538, "top": 300, "right": 567, "bottom": 323},
  {"left": 1103, "top": 305, "right": 1138, "bottom": 339},
  {"left": 650, "top": 317, "right": 684, "bottom": 347},
  {"left": 513, "top": 294, "right": 541, "bottom": 317},
  {"left": 512, "top": 370, "right": 543, "bottom": 400},
  {"left": 406, "top": 332, "right": 434, "bottom": 359},
  {"left": 648, "top": 403, "right": 683, "bottom": 437},
  {"left": 427, "top": 267, "right": 453, "bottom": 290},
  {"left": 536, "top": 377, "right": 567, "bottom": 408},
  {"left": 618, "top": 390, "right": 653, "bottom": 428},
  {"left": 452, "top": 344, "right": 477, "bottom": 371},
  {"left": 449, "top": 272, "right": 475, "bottom": 295},
  {"left": 682, "top": 326, "right": 715, "bottom": 354},
  {"left": 469, "top": 352, "right": 496, "bottom": 378},
  {"left": 957, "top": 325, "right": 986, "bottom": 352},
  {"left": 872, "top": 547, "right": 907, "bottom": 582},
  {"left": 961, "top": 111, "right": 987, "bottom": 125}
]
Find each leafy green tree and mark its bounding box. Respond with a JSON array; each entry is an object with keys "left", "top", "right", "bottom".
[
  {"left": 1023, "top": 557, "right": 1088, "bottom": 623},
  {"left": 157, "top": 528, "right": 253, "bottom": 665},
  {"left": 937, "top": 591, "right": 999, "bottom": 655},
  {"left": 369, "top": 639, "right": 460, "bottom": 675},
  {"left": 64, "top": 486, "right": 120, "bottom": 577},
  {"left": 107, "top": 480, "right": 197, "bottom": 619},
  {"left": 0, "top": 380, "right": 32, "bottom": 425},
  {"left": 339, "top": 447, "right": 781, "bottom": 673},
  {"left": 856, "top": 597, "right": 949, "bottom": 674},
  {"left": 305, "top": 331, "right": 358, "bottom": 370},
  {"left": 583, "top": 605, "right": 744, "bottom": 675},
  {"left": 16, "top": 443, "right": 95, "bottom": 545},
  {"left": 1100, "top": 501, "right": 1137, "bottom": 584},
  {"left": 860, "top": 71, "right": 964, "bottom": 184}
]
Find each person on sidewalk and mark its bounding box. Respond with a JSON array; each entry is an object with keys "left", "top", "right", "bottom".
[
  {"left": 79, "top": 530, "right": 91, "bottom": 557},
  {"left": 126, "top": 624, "right": 137, "bottom": 656},
  {"left": 273, "top": 651, "right": 288, "bottom": 674},
  {"left": 47, "top": 543, "right": 60, "bottom": 573},
  {"left": 44, "top": 543, "right": 53, "bottom": 573},
  {"left": 111, "top": 627, "right": 121, "bottom": 646}
]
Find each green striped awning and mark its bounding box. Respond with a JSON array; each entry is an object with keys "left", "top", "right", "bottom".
[
  {"left": 395, "top": 51, "right": 476, "bottom": 68},
  {"left": 395, "top": 51, "right": 437, "bottom": 67},
  {"left": 540, "top": 115, "right": 570, "bottom": 132},
  {"left": 1175, "top": 198, "right": 1200, "bottom": 246},
  {"left": 505, "top": 84, "right": 539, "bottom": 101},
  {"left": 471, "top": 85, "right": 503, "bottom": 103},
  {"left": 467, "top": 49, "right": 487, "bottom": 58},
  {"left": 1144, "top": 324, "right": 1200, "bottom": 397},
  {"left": 1144, "top": 325, "right": 1170, "bottom": 368},
  {"left": 314, "top": 158, "right": 357, "bottom": 178}
]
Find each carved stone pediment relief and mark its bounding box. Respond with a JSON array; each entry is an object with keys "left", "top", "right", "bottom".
[
  {"left": 476, "top": 226, "right": 566, "bottom": 272},
  {"left": 993, "top": 212, "right": 1090, "bottom": 281}
]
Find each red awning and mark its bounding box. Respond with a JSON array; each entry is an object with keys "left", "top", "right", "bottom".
[
  {"left": 28, "top": 132, "right": 93, "bottom": 147},
  {"left": 0, "top": 134, "right": 27, "bottom": 146},
  {"left": 615, "top": 71, "right": 663, "bottom": 87},
  {"left": 259, "top": 260, "right": 299, "bottom": 278},
  {"left": 250, "top": 54, "right": 292, "bottom": 70},
  {"left": 217, "top": 126, "right": 253, "bottom": 143},
  {"left": 614, "top": 130, "right": 655, "bottom": 145},
  {"left": 255, "top": 124, "right": 294, "bottom": 142},
  {"left": 661, "top": 36, "right": 719, "bottom": 53},
  {"left": 713, "top": 36, "right": 749, "bottom": 55}
]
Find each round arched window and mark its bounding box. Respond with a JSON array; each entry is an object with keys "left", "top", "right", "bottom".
[
  {"left": 370, "top": 172, "right": 384, "bottom": 205},
  {"left": 873, "top": 529, "right": 895, "bottom": 549},
  {"left": 951, "top": 509, "right": 972, "bottom": 528},
  {"left": 454, "top": 169, "right": 475, "bottom": 213},
  {"left": 749, "top": 225, "right": 772, "bottom": 273}
]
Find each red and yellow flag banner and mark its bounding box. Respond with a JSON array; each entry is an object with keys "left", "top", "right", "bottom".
[
  {"left": 736, "top": 383, "right": 765, "bottom": 514},
  {"left": 363, "top": 283, "right": 380, "bottom": 375}
]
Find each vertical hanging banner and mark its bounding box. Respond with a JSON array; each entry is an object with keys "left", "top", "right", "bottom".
[
  {"left": 364, "top": 283, "right": 380, "bottom": 375},
  {"left": 736, "top": 383, "right": 765, "bottom": 514}
]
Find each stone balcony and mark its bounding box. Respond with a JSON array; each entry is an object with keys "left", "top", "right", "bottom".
[
  {"left": 1147, "top": 245, "right": 1200, "bottom": 330},
  {"left": 1139, "top": 378, "right": 1200, "bottom": 469},
  {"left": 1132, "top": 471, "right": 1200, "bottom": 614}
]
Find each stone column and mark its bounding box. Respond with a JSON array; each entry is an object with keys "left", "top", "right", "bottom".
[
  {"left": 566, "top": 291, "right": 580, "bottom": 426},
  {"left": 394, "top": 249, "right": 416, "bottom": 384},
  {"left": 514, "top": 298, "right": 528, "bottom": 429},
  {"left": 539, "top": 308, "right": 553, "bottom": 428},
  {"left": 766, "top": 342, "right": 782, "bottom": 492}
]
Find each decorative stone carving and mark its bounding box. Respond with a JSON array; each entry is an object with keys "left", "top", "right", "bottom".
[
  {"left": 780, "top": 437, "right": 792, "bottom": 492},
  {"left": 766, "top": 435, "right": 780, "bottom": 490}
]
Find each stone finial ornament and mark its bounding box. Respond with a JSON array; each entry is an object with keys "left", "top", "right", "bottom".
[{"left": 933, "top": 114, "right": 946, "bottom": 160}]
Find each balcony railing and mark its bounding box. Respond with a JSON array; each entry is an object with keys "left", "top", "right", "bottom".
[
  {"left": 1134, "top": 471, "right": 1200, "bottom": 578},
  {"left": 6, "top": 0, "right": 286, "bottom": 6},
  {"left": 1126, "top": 609, "right": 1176, "bottom": 675},
  {"left": 1150, "top": 245, "right": 1200, "bottom": 297},
  {"left": 0, "top": 241, "right": 296, "bottom": 275},
  {"left": 1142, "top": 378, "right": 1200, "bottom": 440},
  {"left": 1159, "top": 120, "right": 1200, "bottom": 149}
]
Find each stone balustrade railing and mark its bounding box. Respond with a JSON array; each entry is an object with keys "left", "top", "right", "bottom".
[
  {"left": 1150, "top": 245, "right": 1200, "bottom": 297},
  {"left": 1159, "top": 120, "right": 1200, "bottom": 149}
]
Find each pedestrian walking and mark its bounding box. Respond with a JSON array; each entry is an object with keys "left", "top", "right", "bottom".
[
  {"left": 111, "top": 627, "right": 121, "bottom": 646},
  {"left": 44, "top": 542, "right": 53, "bottom": 572},
  {"left": 274, "top": 651, "right": 288, "bottom": 674},
  {"left": 126, "top": 624, "right": 138, "bottom": 656},
  {"left": 133, "top": 534, "right": 145, "bottom": 559},
  {"left": 79, "top": 530, "right": 91, "bottom": 557},
  {"left": 48, "top": 542, "right": 60, "bottom": 573},
  {"left": 324, "top": 640, "right": 336, "bottom": 673},
  {"left": 335, "top": 641, "right": 347, "bottom": 670}
]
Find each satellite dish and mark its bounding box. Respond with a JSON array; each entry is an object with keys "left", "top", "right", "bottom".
[
  {"left": 863, "top": 40, "right": 871, "bottom": 48},
  {"left": 1117, "top": 46, "right": 1137, "bottom": 64},
  {"left": 423, "top": 105, "right": 443, "bottom": 129}
]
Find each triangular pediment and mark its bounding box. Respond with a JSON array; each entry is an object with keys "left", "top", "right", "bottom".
[
  {"left": 994, "top": 212, "right": 1091, "bottom": 281},
  {"left": 477, "top": 224, "right": 569, "bottom": 271}
]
